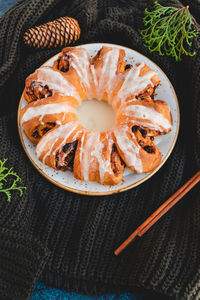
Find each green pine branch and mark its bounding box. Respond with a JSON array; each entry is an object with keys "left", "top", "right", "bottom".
[
  {"left": 0, "top": 159, "right": 26, "bottom": 202},
  {"left": 140, "top": 1, "right": 199, "bottom": 61}
]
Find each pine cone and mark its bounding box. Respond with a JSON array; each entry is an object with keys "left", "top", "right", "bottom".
[{"left": 23, "top": 17, "right": 81, "bottom": 48}]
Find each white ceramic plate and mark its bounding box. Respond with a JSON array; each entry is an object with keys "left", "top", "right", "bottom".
[{"left": 18, "top": 43, "right": 180, "bottom": 195}]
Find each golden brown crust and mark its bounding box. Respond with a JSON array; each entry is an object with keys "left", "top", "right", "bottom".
[
  {"left": 20, "top": 45, "right": 173, "bottom": 185},
  {"left": 73, "top": 131, "right": 124, "bottom": 185},
  {"left": 53, "top": 46, "right": 96, "bottom": 99},
  {"left": 133, "top": 125, "right": 162, "bottom": 173},
  {"left": 117, "top": 98, "right": 172, "bottom": 134},
  {"left": 113, "top": 122, "right": 162, "bottom": 174},
  {"left": 92, "top": 46, "right": 126, "bottom": 74},
  {"left": 24, "top": 81, "right": 53, "bottom": 103},
  {"left": 92, "top": 46, "right": 127, "bottom": 102},
  {"left": 24, "top": 50, "right": 90, "bottom": 104},
  {"left": 36, "top": 122, "right": 83, "bottom": 170},
  {"left": 20, "top": 94, "right": 78, "bottom": 144},
  {"left": 111, "top": 63, "right": 160, "bottom": 109}
]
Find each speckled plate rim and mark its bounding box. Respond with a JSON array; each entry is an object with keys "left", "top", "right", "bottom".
[{"left": 17, "top": 42, "right": 180, "bottom": 196}]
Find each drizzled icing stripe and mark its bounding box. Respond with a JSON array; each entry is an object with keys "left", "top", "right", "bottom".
[
  {"left": 21, "top": 102, "right": 76, "bottom": 124},
  {"left": 36, "top": 121, "right": 79, "bottom": 160},
  {"left": 80, "top": 131, "right": 97, "bottom": 181},
  {"left": 51, "top": 125, "right": 81, "bottom": 159},
  {"left": 114, "top": 63, "right": 156, "bottom": 106},
  {"left": 80, "top": 131, "right": 113, "bottom": 182},
  {"left": 22, "top": 47, "right": 172, "bottom": 184},
  {"left": 68, "top": 49, "right": 91, "bottom": 95},
  {"left": 42, "top": 137, "right": 59, "bottom": 164},
  {"left": 95, "top": 48, "right": 120, "bottom": 101},
  {"left": 122, "top": 104, "right": 172, "bottom": 131},
  {"left": 91, "top": 132, "right": 113, "bottom": 182},
  {"left": 34, "top": 66, "right": 81, "bottom": 102},
  {"left": 90, "top": 65, "right": 98, "bottom": 97},
  {"left": 104, "top": 48, "right": 120, "bottom": 102},
  {"left": 114, "top": 125, "right": 143, "bottom": 173}
]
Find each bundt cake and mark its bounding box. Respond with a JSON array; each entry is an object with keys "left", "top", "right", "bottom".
[{"left": 20, "top": 45, "right": 172, "bottom": 185}]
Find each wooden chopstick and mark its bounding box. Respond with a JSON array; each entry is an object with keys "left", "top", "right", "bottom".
[{"left": 114, "top": 170, "right": 200, "bottom": 256}]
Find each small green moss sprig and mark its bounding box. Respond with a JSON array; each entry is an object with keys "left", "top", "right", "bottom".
[
  {"left": 140, "top": 1, "right": 199, "bottom": 61},
  {"left": 0, "top": 159, "right": 26, "bottom": 202}
]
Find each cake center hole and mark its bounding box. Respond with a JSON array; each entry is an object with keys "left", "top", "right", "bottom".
[{"left": 77, "top": 99, "right": 116, "bottom": 131}]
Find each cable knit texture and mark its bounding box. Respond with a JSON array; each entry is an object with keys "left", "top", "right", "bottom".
[{"left": 0, "top": 1, "right": 200, "bottom": 299}]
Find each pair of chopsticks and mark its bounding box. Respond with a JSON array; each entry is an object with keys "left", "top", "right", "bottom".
[{"left": 114, "top": 170, "right": 200, "bottom": 256}]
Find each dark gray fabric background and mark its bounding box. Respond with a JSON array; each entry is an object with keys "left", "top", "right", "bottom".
[{"left": 0, "top": 1, "right": 200, "bottom": 299}]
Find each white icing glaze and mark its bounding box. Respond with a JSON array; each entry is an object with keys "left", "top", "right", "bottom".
[
  {"left": 36, "top": 121, "right": 79, "bottom": 160},
  {"left": 91, "top": 65, "right": 98, "bottom": 96},
  {"left": 79, "top": 131, "right": 94, "bottom": 181},
  {"left": 79, "top": 131, "right": 114, "bottom": 182},
  {"left": 35, "top": 66, "right": 81, "bottom": 102},
  {"left": 77, "top": 99, "right": 116, "bottom": 131},
  {"left": 122, "top": 104, "right": 171, "bottom": 131},
  {"left": 51, "top": 125, "right": 81, "bottom": 161},
  {"left": 68, "top": 49, "right": 92, "bottom": 97},
  {"left": 91, "top": 132, "right": 113, "bottom": 182},
  {"left": 125, "top": 98, "right": 137, "bottom": 104},
  {"left": 22, "top": 47, "right": 173, "bottom": 183},
  {"left": 95, "top": 48, "right": 120, "bottom": 101},
  {"left": 42, "top": 137, "right": 59, "bottom": 164},
  {"left": 114, "top": 63, "right": 155, "bottom": 106},
  {"left": 114, "top": 125, "right": 143, "bottom": 173},
  {"left": 78, "top": 130, "right": 86, "bottom": 165},
  {"left": 21, "top": 102, "right": 76, "bottom": 124}
]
